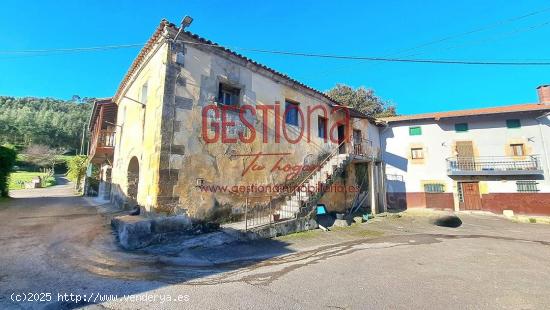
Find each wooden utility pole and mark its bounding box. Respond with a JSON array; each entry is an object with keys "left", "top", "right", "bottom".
[{"left": 80, "top": 124, "right": 86, "bottom": 155}]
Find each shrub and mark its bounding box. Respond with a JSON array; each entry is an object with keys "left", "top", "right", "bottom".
[
  {"left": 0, "top": 144, "right": 17, "bottom": 197},
  {"left": 66, "top": 155, "right": 88, "bottom": 192}
]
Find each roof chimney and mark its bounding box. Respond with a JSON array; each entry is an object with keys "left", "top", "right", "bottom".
[{"left": 537, "top": 85, "right": 550, "bottom": 104}]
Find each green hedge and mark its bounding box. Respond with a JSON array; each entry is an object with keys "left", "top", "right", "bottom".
[{"left": 0, "top": 145, "right": 17, "bottom": 197}]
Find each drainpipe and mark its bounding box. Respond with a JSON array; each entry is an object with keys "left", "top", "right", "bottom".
[
  {"left": 536, "top": 112, "right": 550, "bottom": 178},
  {"left": 377, "top": 122, "right": 390, "bottom": 213},
  {"left": 369, "top": 163, "right": 377, "bottom": 215}
]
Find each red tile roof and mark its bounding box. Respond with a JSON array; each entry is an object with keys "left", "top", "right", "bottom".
[
  {"left": 380, "top": 103, "right": 550, "bottom": 123},
  {"left": 112, "top": 19, "right": 371, "bottom": 120}
]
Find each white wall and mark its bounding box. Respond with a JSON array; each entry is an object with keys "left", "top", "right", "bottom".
[{"left": 382, "top": 113, "right": 550, "bottom": 194}]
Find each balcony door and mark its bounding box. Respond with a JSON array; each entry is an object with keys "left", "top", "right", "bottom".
[
  {"left": 459, "top": 182, "right": 482, "bottom": 210},
  {"left": 456, "top": 141, "right": 474, "bottom": 170}
]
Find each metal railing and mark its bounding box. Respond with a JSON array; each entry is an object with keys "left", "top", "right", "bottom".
[
  {"left": 446, "top": 155, "right": 542, "bottom": 174},
  {"left": 350, "top": 138, "right": 380, "bottom": 159}
]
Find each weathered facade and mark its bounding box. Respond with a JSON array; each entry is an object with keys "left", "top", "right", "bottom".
[
  {"left": 88, "top": 19, "right": 550, "bottom": 222},
  {"left": 381, "top": 86, "right": 550, "bottom": 215},
  {"left": 90, "top": 20, "right": 383, "bottom": 223}
]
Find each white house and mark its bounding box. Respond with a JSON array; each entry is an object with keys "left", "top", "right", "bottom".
[{"left": 379, "top": 85, "right": 550, "bottom": 215}]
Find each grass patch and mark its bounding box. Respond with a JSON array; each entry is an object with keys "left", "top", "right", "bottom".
[
  {"left": 276, "top": 229, "right": 321, "bottom": 241},
  {"left": 8, "top": 171, "right": 56, "bottom": 190},
  {"left": 331, "top": 224, "right": 384, "bottom": 238}
]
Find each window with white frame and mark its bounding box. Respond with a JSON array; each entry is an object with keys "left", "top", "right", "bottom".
[{"left": 411, "top": 147, "right": 424, "bottom": 159}]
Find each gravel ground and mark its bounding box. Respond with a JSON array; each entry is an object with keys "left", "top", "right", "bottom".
[{"left": 1, "top": 178, "right": 550, "bottom": 309}]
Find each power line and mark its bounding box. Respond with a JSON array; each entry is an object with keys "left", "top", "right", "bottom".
[
  {"left": 0, "top": 43, "right": 144, "bottom": 54},
  {"left": 392, "top": 5, "right": 550, "bottom": 57},
  {"left": 226, "top": 47, "right": 550, "bottom": 66},
  {"left": 2, "top": 39, "right": 550, "bottom": 66}
]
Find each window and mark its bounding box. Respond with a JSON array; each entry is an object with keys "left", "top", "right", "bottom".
[
  {"left": 424, "top": 183, "right": 445, "bottom": 193},
  {"left": 318, "top": 116, "right": 327, "bottom": 139},
  {"left": 516, "top": 181, "right": 538, "bottom": 193},
  {"left": 411, "top": 147, "right": 424, "bottom": 159},
  {"left": 506, "top": 119, "right": 521, "bottom": 129},
  {"left": 510, "top": 143, "right": 525, "bottom": 156},
  {"left": 140, "top": 82, "right": 148, "bottom": 105},
  {"left": 285, "top": 100, "right": 300, "bottom": 126},
  {"left": 455, "top": 123, "right": 469, "bottom": 132},
  {"left": 409, "top": 126, "right": 422, "bottom": 136},
  {"left": 218, "top": 83, "right": 240, "bottom": 105}
]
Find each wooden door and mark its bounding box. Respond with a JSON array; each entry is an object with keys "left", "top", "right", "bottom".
[
  {"left": 456, "top": 141, "right": 474, "bottom": 170},
  {"left": 459, "top": 182, "right": 482, "bottom": 210}
]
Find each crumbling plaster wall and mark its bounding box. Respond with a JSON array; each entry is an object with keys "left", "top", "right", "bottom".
[
  {"left": 160, "top": 39, "right": 370, "bottom": 219},
  {"left": 111, "top": 41, "right": 169, "bottom": 210}
]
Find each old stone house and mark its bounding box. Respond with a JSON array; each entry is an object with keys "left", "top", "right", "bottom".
[
  {"left": 88, "top": 19, "right": 385, "bottom": 223},
  {"left": 87, "top": 19, "right": 550, "bottom": 223}
]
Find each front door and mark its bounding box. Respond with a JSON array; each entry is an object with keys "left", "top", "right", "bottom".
[{"left": 459, "top": 182, "right": 482, "bottom": 210}]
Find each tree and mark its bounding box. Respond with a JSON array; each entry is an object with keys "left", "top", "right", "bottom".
[
  {"left": 0, "top": 96, "right": 93, "bottom": 151},
  {"left": 326, "top": 84, "right": 396, "bottom": 118},
  {"left": 0, "top": 144, "right": 17, "bottom": 197},
  {"left": 22, "top": 144, "right": 66, "bottom": 173}
]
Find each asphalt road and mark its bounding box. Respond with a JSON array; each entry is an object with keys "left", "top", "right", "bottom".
[{"left": 1, "top": 177, "right": 550, "bottom": 309}]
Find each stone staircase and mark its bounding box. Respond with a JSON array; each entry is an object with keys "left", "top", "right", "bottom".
[{"left": 279, "top": 153, "right": 351, "bottom": 219}]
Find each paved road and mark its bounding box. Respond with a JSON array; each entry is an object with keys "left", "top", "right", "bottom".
[{"left": 1, "top": 178, "right": 550, "bottom": 309}]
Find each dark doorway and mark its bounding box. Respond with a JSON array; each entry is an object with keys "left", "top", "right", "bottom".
[
  {"left": 127, "top": 157, "right": 140, "bottom": 204},
  {"left": 337, "top": 125, "right": 346, "bottom": 154},
  {"left": 353, "top": 129, "right": 362, "bottom": 155},
  {"left": 459, "top": 182, "right": 482, "bottom": 210}
]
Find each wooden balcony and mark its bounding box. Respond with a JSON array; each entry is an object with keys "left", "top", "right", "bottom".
[
  {"left": 89, "top": 130, "right": 116, "bottom": 162},
  {"left": 88, "top": 99, "right": 117, "bottom": 163}
]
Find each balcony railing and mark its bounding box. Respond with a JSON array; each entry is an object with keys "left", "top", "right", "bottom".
[
  {"left": 446, "top": 155, "right": 543, "bottom": 176},
  {"left": 89, "top": 129, "right": 116, "bottom": 159},
  {"left": 97, "top": 129, "right": 116, "bottom": 147},
  {"left": 349, "top": 138, "right": 380, "bottom": 160}
]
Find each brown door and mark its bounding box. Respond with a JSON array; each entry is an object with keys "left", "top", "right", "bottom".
[
  {"left": 456, "top": 141, "right": 475, "bottom": 171},
  {"left": 459, "top": 182, "right": 482, "bottom": 210}
]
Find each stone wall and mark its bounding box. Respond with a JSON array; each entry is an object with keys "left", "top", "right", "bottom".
[{"left": 154, "top": 32, "right": 373, "bottom": 219}]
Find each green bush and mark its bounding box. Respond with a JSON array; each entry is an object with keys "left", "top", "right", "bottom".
[
  {"left": 66, "top": 155, "right": 87, "bottom": 192},
  {"left": 0, "top": 144, "right": 17, "bottom": 197}
]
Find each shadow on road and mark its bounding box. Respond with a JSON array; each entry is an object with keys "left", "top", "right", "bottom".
[{"left": 0, "top": 177, "right": 297, "bottom": 309}]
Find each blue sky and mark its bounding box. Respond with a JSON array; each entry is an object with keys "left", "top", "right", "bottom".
[{"left": 1, "top": 0, "right": 549, "bottom": 114}]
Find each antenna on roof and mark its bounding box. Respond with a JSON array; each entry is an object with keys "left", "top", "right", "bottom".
[{"left": 173, "top": 15, "right": 193, "bottom": 42}]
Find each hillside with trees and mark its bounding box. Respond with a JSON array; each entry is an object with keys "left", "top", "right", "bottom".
[{"left": 0, "top": 96, "right": 93, "bottom": 152}]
